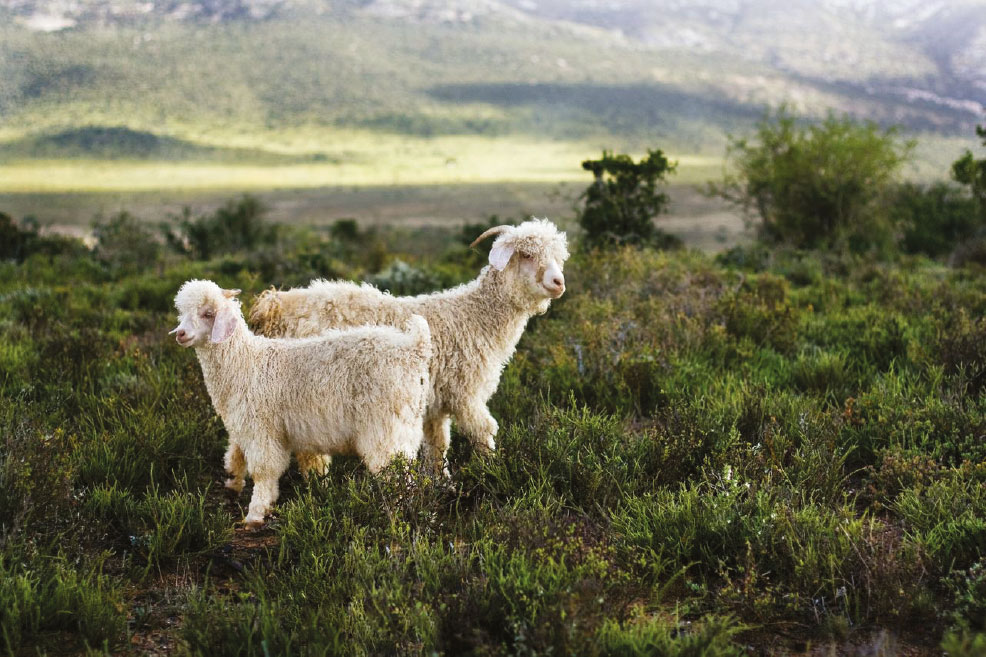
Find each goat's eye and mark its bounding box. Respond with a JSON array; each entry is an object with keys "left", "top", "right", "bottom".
[
  {"left": 520, "top": 253, "right": 533, "bottom": 260},
  {"left": 202, "top": 311, "right": 215, "bottom": 319}
]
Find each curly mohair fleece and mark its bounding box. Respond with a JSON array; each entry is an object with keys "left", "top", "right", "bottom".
[
  {"left": 173, "top": 279, "right": 431, "bottom": 526},
  {"left": 249, "top": 219, "right": 569, "bottom": 472}
]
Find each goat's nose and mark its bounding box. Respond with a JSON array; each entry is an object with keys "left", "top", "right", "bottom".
[
  {"left": 552, "top": 276, "right": 564, "bottom": 288},
  {"left": 176, "top": 329, "right": 186, "bottom": 339}
]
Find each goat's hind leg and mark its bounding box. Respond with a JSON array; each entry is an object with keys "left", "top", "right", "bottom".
[
  {"left": 420, "top": 412, "right": 451, "bottom": 477},
  {"left": 224, "top": 442, "right": 247, "bottom": 494},
  {"left": 296, "top": 451, "right": 332, "bottom": 478}
]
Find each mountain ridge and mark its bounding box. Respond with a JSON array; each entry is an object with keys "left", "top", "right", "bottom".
[{"left": 0, "top": 0, "right": 982, "bottom": 169}]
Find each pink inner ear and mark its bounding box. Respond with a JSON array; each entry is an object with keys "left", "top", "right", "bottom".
[
  {"left": 210, "top": 307, "right": 237, "bottom": 343},
  {"left": 489, "top": 244, "right": 515, "bottom": 271}
]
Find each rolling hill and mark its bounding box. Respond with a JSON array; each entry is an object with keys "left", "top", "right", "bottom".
[{"left": 0, "top": 0, "right": 983, "bottom": 191}]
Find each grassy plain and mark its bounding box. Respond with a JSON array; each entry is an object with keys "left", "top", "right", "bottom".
[{"left": 2, "top": 208, "right": 985, "bottom": 655}]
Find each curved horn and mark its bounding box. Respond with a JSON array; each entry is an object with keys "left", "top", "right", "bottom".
[{"left": 469, "top": 225, "right": 512, "bottom": 249}]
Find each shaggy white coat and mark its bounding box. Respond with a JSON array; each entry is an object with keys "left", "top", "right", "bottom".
[
  {"left": 249, "top": 219, "right": 569, "bottom": 473},
  {"left": 172, "top": 279, "right": 431, "bottom": 526}
]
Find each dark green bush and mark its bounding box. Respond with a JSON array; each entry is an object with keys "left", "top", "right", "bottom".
[
  {"left": 367, "top": 259, "right": 442, "bottom": 295},
  {"left": 166, "top": 195, "right": 278, "bottom": 260},
  {"left": 946, "top": 560, "right": 986, "bottom": 633},
  {"left": 713, "top": 108, "right": 913, "bottom": 251},
  {"left": 86, "top": 481, "right": 232, "bottom": 568},
  {"left": 92, "top": 211, "right": 162, "bottom": 273},
  {"left": 0, "top": 213, "right": 83, "bottom": 263},
  {"left": 952, "top": 123, "right": 986, "bottom": 222},
  {"left": 578, "top": 149, "right": 679, "bottom": 248},
  {"left": 892, "top": 182, "right": 982, "bottom": 257}
]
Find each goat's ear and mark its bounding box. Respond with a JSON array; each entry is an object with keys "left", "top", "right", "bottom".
[
  {"left": 488, "top": 242, "right": 515, "bottom": 271},
  {"left": 210, "top": 306, "right": 237, "bottom": 343},
  {"left": 222, "top": 288, "right": 241, "bottom": 299}
]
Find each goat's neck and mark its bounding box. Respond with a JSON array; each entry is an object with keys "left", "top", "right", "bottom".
[
  {"left": 193, "top": 322, "right": 257, "bottom": 416},
  {"left": 457, "top": 268, "right": 544, "bottom": 352}
]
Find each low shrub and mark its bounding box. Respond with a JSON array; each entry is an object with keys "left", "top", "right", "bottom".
[
  {"left": 892, "top": 182, "right": 981, "bottom": 258},
  {"left": 165, "top": 196, "right": 279, "bottom": 260},
  {"left": 92, "top": 211, "right": 162, "bottom": 274}
]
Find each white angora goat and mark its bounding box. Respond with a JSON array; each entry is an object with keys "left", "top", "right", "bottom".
[
  {"left": 172, "top": 279, "right": 431, "bottom": 527},
  {"left": 249, "top": 218, "right": 569, "bottom": 474}
]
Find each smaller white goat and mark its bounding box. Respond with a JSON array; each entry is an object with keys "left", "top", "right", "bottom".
[{"left": 172, "top": 280, "right": 431, "bottom": 527}]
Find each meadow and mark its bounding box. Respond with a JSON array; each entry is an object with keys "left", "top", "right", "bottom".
[{"left": 1, "top": 197, "right": 985, "bottom": 656}]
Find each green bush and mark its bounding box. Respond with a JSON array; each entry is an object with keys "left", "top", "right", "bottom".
[
  {"left": 0, "top": 213, "right": 84, "bottom": 263},
  {"left": 367, "top": 259, "right": 442, "bottom": 295},
  {"left": 952, "top": 123, "right": 986, "bottom": 222},
  {"left": 92, "top": 211, "right": 162, "bottom": 273},
  {"left": 892, "top": 182, "right": 982, "bottom": 257},
  {"left": 894, "top": 470, "right": 986, "bottom": 573},
  {"left": 165, "top": 196, "right": 279, "bottom": 260},
  {"left": 578, "top": 149, "right": 679, "bottom": 248},
  {"left": 712, "top": 108, "right": 913, "bottom": 251},
  {"left": 946, "top": 560, "right": 986, "bottom": 633},
  {"left": 942, "top": 629, "right": 986, "bottom": 657}
]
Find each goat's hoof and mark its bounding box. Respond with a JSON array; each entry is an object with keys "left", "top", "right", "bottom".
[
  {"left": 475, "top": 437, "right": 496, "bottom": 454},
  {"left": 243, "top": 514, "right": 265, "bottom": 529}
]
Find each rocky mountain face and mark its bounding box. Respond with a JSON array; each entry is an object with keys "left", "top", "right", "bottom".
[{"left": 498, "top": 0, "right": 986, "bottom": 103}]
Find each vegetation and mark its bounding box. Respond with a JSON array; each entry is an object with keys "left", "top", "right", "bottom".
[
  {"left": 578, "top": 149, "right": 680, "bottom": 249},
  {"left": 163, "top": 196, "right": 278, "bottom": 261},
  {"left": 2, "top": 184, "right": 986, "bottom": 655},
  {"left": 713, "top": 109, "right": 914, "bottom": 251},
  {"left": 952, "top": 124, "right": 986, "bottom": 222}
]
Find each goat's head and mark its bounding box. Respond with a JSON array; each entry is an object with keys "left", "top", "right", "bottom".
[
  {"left": 171, "top": 279, "right": 242, "bottom": 348},
  {"left": 471, "top": 218, "right": 569, "bottom": 307}
]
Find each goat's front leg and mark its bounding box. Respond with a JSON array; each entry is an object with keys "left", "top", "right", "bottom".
[
  {"left": 223, "top": 442, "right": 246, "bottom": 494},
  {"left": 243, "top": 444, "right": 290, "bottom": 529},
  {"left": 456, "top": 403, "right": 498, "bottom": 454}
]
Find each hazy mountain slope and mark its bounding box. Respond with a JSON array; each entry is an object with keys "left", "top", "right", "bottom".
[{"left": 0, "top": 0, "right": 982, "bottom": 164}]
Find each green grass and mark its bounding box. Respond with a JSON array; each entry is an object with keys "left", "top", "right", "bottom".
[{"left": 2, "top": 206, "right": 986, "bottom": 654}]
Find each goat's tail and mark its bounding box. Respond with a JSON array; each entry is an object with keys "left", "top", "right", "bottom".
[
  {"left": 248, "top": 287, "right": 284, "bottom": 337},
  {"left": 404, "top": 314, "right": 432, "bottom": 364}
]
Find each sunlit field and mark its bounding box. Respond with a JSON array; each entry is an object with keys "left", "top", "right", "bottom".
[{"left": 0, "top": 142, "right": 725, "bottom": 195}]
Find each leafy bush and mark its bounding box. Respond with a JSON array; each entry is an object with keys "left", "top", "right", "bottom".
[
  {"left": 712, "top": 108, "right": 913, "bottom": 251},
  {"left": 0, "top": 213, "right": 83, "bottom": 263},
  {"left": 952, "top": 123, "right": 986, "bottom": 222},
  {"left": 165, "top": 195, "right": 279, "bottom": 260},
  {"left": 92, "top": 211, "right": 162, "bottom": 273},
  {"left": 946, "top": 560, "right": 986, "bottom": 632},
  {"left": 367, "top": 259, "right": 442, "bottom": 295},
  {"left": 942, "top": 629, "right": 986, "bottom": 657},
  {"left": 578, "top": 149, "right": 679, "bottom": 248},
  {"left": 892, "top": 182, "right": 982, "bottom": 257}
]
